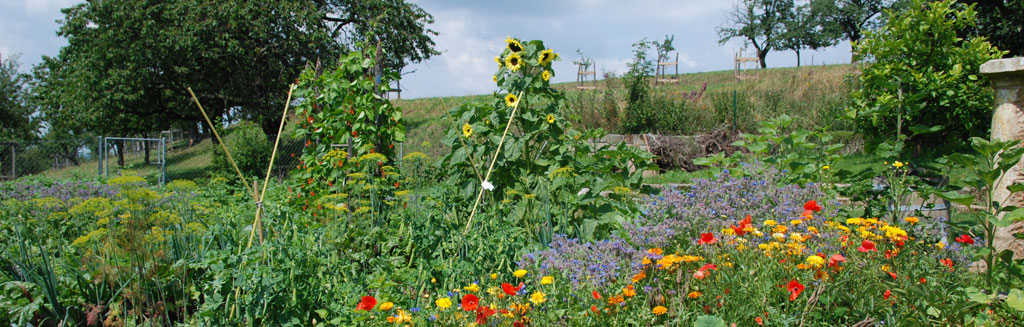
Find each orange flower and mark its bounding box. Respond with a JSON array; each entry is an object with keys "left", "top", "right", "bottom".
[
  {"left": 648, "top": 248, "right": 663, "bottom": 256},
  {"left": 631, "top": 271, "right": 647, "bottom": 283},
  {"left": 623, "top": 285, "right": 636, "bottom": 297},
  {"left": 608, "top": 295, "right": 624, "bottom": 305},
  {"left": 731, "top": 215, "right": 752, "bottom": 236},
  {"left": 356, "top": 296, "right": 377, "bottom": 311},
  {"left": 652, "top": 306, "right": 667, "bottom": 315},
  {"left": 592, "top": 290, "right": 601, "bottom": 300},
  {"left": 501, "top": 282, "right": 523, "bottom": 296},
  {"left": 755, "top": 317, "right": 764, "bottom": 325},
  {"left": 939, "top": 258, "right": 953, "bottom": 271},
  {"left": 687, "top": 291, "right": 702, "bottom": 299},
  {"left": 828, "top": 254, "right": 845, "bottom": 268}
]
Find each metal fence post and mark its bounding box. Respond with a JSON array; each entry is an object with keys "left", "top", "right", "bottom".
[
  {"left": 102, "top": 137, "right": 108, "bottom": 178},
  {"left": 97, "top": 136, "right": 103, "bottom": 176},
  {"left": 10, "top": 145, "right": 15, "bottom": 179},
  {"left": 160, "top": 137, "right": 166, "bottom": 185}
]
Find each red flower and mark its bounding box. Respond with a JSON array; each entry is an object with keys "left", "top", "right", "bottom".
[
  {"left": 462, "top": 294, "right": 479, "bottom": 311},
  {"left": 919, "top": 277, "right": 927, "bottom": 284},
  {"left": 786, "top": 279, "right": 805, "bottom": 301},
  {"left": 356, "top": 296, "right": 377, "bottom": 311},
  {"left": 501, "top": 282, "right": 524, "bottom": 296},
  {"left": 857, "top": 240, "right": 877, "bottom": 252},
  {"left": 476, "top": 306, "right": 495, "bottom": 325},
  {"left": 940, "top": 258, "right": 953, "bottom": 271},
  {"left": 731, "top": 215, "right": 752, "bottom": 236},
  {"left": 755, "top": 317, "right": 764, "bottom": 325},
  {"left": 888, "top": 271, "right": 898, "bottom": 281},
  {"left": 699, "top": 233, "right": 717, "bottom": 245},
  {"left": 955, "top": 234, "right": 974, "bottom": 245},
  {"left": 514, "top": 322, "right": 525, "bottom": 327},
  {"left": 803, "top": 200, "right": 822, "bottom": 212},
  {"left": 699, "top": 263, "right": 718, "bottom": 272},
  {"left": 883, "top": 289, "right": 891, "bottom": 300},
  {"left": 590, "top": 305, "right": 599, "bottom": 313},
  {"left": 828, "top": 254, "right": 846, "bottom": 268},
  {"left": 592, "top": 290, "right": 601, "bottom": 300}
]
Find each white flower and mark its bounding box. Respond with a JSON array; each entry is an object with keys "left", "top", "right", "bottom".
[
  {"left": 482, "top": 180, "right": 494, "bottom": 191},
  {"left": 577, "top": 188, "right": 590, "bottom": 196}
]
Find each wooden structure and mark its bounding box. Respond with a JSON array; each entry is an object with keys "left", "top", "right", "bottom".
[
  {"left": 576, "top": 62, "right": 597, "bottom": 90},
  {"left": 734, "top": 51, "right": 760, "bottom": 81},
  {"left": 655, "top": 52, "right": 679, "bottom": 85}
]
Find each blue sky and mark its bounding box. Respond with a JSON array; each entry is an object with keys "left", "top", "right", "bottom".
[{"left": 1, "top": 0, "right": 853, "bottom": 99}]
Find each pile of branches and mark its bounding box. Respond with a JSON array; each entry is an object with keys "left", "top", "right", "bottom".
[{"left": 645, "top": 126, "right": 744, "bottom": 171}]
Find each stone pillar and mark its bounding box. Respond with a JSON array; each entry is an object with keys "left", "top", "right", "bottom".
[{"left": 984, "top": 57, "right": 1024, "bottom": 259}]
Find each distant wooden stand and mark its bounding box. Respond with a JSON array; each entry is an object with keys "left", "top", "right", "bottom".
[
  {"left": 655, "top": 52, "right": 679, "bottom": 85},
  {"left": 734, "top": 52, "right": 759, "bottom": 81},
  {"left": 576, "top": 62, "right": 597, "bottom": 90}
]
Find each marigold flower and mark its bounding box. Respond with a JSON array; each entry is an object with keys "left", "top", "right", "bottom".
[
  {"left": 513, "top": 269, "right": 527, "bottom": 278},
  {"left": 763, "top": 219, "right": 777, "bottom": 226},
  {"left": 356, "top": 296, "right": 377, "bottom": 311},
  {"left": 379, "top": 302, "right": 394, "bottom": 311},
  {"left": 687, "top": 291, "right": 702, "bottom": 299},
  {"left": 623, "top": 285, "right": 636, "bottom": 297},
  {"left": 790, "top": 219, "right": 803, "bottom": 226},
  {"left": 652, "top": 306, "right": 668, "bottom": 315},
  {"left": 530, "top": 291, "right": 547, "bottom": 305},
  {"left": 540, "top": 275, "right": 554, "bottom": 285},
  {"left": 805, "top": 255, "right": 825, "bottom": 268},
  {"left": 631, "top": 271, "right": 647, "bottom": 283},
  {"left": 904, "top": 216, "right": 919, "bottom": 224},
  {"left": 607, "top": 295, "right": 624, "bottom": 305}
]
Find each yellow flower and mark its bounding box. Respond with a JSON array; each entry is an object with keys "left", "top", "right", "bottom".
[
  {"left": 846, "top": 218, "right": 865, "bottom": 225},
  {"left": 462, "top": 123, "right": 473, "bottom": 138},
  {"left": 541, "top": 276, "right": 554, "bottom": 285},
  {"left": 435, "top": 297, "right": 452, "bottom": 310},
  {"left": 505, "top": 93, "right": 519, "bottom": 107},
  {"left": 431, "top": 278, "right": 436, "bottom": 283},
  {"left": 493, "top": 74, "right": 498, "bottom": 83},
  {"left": 904, "top": 216, "right": 919, "bottom": 224},
  {"left": 464, "top": 283, "right": 480, "bottom": 293},
  {"left": 541, "top": 70, "right": 551, "bottom": 81},
  {"left": 546, "top": 114, "right": 555, "bottom": 124},
  {"left": 506, "top": 37, "right": 523, "bottom": 52},
  {"left": 513, "top": 269, "right": 528, "bottom": 278},
  {"left": 893, "top": 161, "right": 904, "bottom": 168},
  {"left": 505, "top": 52, "right": 523, "bottom": 72},
  {"left": 881, "top": 264, "right": 890, "bottom": 272},
  {"left": 652, "top": 306, "right": 668, "bottom": 315},
  {"left": 936, "top": 242, "right": 946, "bottom": 250},
  {"left": 538, "top": 49, "right": 556, "bottom": 65},
  {"left": 806, "top": 255, "right": 825, "bottom": 268},
  {"left": 687, "top": 291, "right": 702, "bottom": 299},
  {"left": 648, "top": 248, "right": 663, "bottom": 255},
  {"left": 623, "top": 285, "right": 636, "bottom": 297},
  {"left": 822, "top": 165, "right": 830, "bottom": 170},
  {"left": 763, "top": 220, "right": 777, "bottom": 226},
  {"left": 529, "top": 291, "right": 546, "bottom": 305},
  {"left": 379, "top": 302, "right": 394, "bottom": 311},
  {"left": 490, "top": 273, "right": 498, "bottom": 280},
  {"left": 790, "top": 219, "right": 802, "bottom": 225},
  {"left": 395, "top": 310, "right": 411, "bottom": 323},
  {"left": 807, "top": 226, "right": 819, "bottom": 234},
  {"left": 494, "top": 55, "right": 502, "bottom": 65}
]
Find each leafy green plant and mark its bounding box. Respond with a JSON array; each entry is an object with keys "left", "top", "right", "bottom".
[
  {"left": 622, "top": 38, "right": 655, "bottom": 133},
  {"left": 210, "top": 121, "right": 271, "bottom": 180}
]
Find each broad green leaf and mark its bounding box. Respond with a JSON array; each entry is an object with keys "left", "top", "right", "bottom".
[
  {"left": 694, "top": 315, "right": 727, "bottom": 327},
  {"left": 1007, "top": 289, "right": 1024, "bottom": 311}
]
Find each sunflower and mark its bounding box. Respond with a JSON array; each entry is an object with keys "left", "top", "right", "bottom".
[
  {"left": 546, "top": 114, "right": 555, "bottom": 124},
  {"left": 538, "top": 49, "right": 556, "bottom": 66},
  {"left": 541, "top": 70, "right": 551, "bottom": 81},
  {"left": 506, "top": 37, "right": 524, "bottom": 53},
  {"left": 462, "top": 123, "right": 473, "bottom": 138},
  {"left": 494, "top": 55, "right": 502, "bottom": 66},
  {"left": 505, "top": 52, "right": 522, "bottom": 72},
  {"left": 493, "top": 75, "right": 498, "bottom": 83},
  {"left": 504, "top": 93, "right": 519, "bottom": 107}
]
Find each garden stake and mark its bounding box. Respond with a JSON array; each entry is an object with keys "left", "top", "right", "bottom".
[
  {"left": 187, "top": 87, "right": 254, "bottom": 197},
  {"left": 464, "top": 90, "right": 525, "bottom": 234}
]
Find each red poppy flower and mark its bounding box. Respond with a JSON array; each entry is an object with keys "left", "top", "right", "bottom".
[
  {"left": 476, "top": 306, "right": 495, "bottom": 325},
  {"left": 919, "top": 277, "right": 927, "bottom": 284},
  {"left": 885, "top": 250, "right": 896, "bottom": 259},
  {"left": 462, "top": 294, "right": 479, "bottom": 311},
  {"left": 755, "top": 317, "right": 764, "bottom": 325},
  {"left": 356, "top": 296, "right": 377, "bottom": 311},
  {"left": 803, "top": 200, "right": 822, "bottom": 212},
  {"left": 883, "top": 289, "right": 891, "bottom": 300},
  {"left": 940, "top": 258, "right": 953, "bottom": 271},
  {"left": 699, "top": 263, "right": 718, "bottom": 272},
  {"left": 590, "top": 305, "right": 599, "bottom": 313},
  {"left": 592, "top": 290, "right": 601, "bottom": 300},
  {"left": 955, "top": 234, "right": 974, "bottom": 245},
  {"left": 501, "top": 282, "right": 524, "bottom": 296},
  {"left": 857, "top": 240, "right": 877, "bottom": 252},
  {"left": 828, "top": 254, "right": 846, "bottom": 268},
  {"left": 699, "top": 233, "right": 717, "bottom": 245},
  {"left": 786, "top": 279, "right": 805, "bottom": 301},
  {"left": 514, "top": 322, "right": 525, "bottom": 327},
  {"left": 731, "top": 215, "right": 752, "bottom": 236}
]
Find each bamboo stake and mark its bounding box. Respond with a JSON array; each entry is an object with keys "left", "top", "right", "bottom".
[
  {"left": 187, "top": 88, "right": 255, "bottom": 197},
  {"left": 228, "top": 84, "right": 296, "bottom": 319},
  {"left": 463, "top": 90, "right": 525, "bottom": 234}
]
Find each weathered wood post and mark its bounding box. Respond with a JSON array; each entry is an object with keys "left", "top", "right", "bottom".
[{"left": 984, "top": 57, "right": 1024, "bottom": 258}]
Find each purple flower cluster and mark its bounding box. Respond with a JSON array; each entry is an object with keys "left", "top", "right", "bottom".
[
  {"left": 0, "top": 179, "right": 119, "bottom": 202},
  {"left": 518, "top": 230, "right": 672, "bottom": 290}
]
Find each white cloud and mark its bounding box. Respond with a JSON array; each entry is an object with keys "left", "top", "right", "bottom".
[{"left": 20, "top": 0, "right": 78, "bottom": 14}]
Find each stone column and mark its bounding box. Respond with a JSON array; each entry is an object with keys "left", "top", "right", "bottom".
[{"left": 984, "top": 57, "right": 1024, "bottom": 259}]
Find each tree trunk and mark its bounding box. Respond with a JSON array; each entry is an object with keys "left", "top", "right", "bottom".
[
  {"left": 795, "top": 49, "right": 801, "bottom": 67},
  {"left": 758, "top": 50, "right": 768, "bottom": 69},
  {"left": 189, "top": 122, "right": 200, "bottom": 146},
  {"left": 144, "top": 141, "right": 151, "bottom": 165},
  {"left": 117, "top": 140, "right": 125, "bottom": 167}
]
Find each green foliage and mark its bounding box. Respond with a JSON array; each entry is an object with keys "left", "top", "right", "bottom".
[
  {"left": 717, "top": 0, "right": 794, "bottom": 68},
  {"left": 811, "top": 0, "right": 901, "bottom": 44},
  {"left": 623, "top": 39, "right": 655, "bottom": 133},
  {"left": 0, "top": 54, "right": 38, "bottom": 140},
  {"left": 440, "top": 38, "right": 657, "bottom": 241},
  {"left": 780, "top": 3, "right": 837, "bottom": 66},
  {"left": 210, "top": 122, "right": 271, "bottom": 181},
  {"left": 849, "top": 0, "right": 1005, "bottom": 154},
  {"left": 960, "top": 0, "right": 1024, "bottom": 57}
]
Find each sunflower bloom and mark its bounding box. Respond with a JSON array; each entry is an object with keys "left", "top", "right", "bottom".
[
  {"left": 506, "top": 37, "right": 524, "bottom": 52},
  {"left": 462, "top": 123, "right": 473, "bottom": 138},
  {"left": 538, "top": 49, "right": 556, "bottom": 65},
  {"left": 542, "top": 70, "right": 552, "bottom": 81},
  {"left": 546, "top": 114, "right": 555, "bottom": 124},
  {"left": 505, "top": 93, "right": 519, "bottom": 107},
  {"left": 505, "top": 52, "right": 523, "bottom": 72}
]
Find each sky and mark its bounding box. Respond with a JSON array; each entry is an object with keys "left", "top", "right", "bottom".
[{"left": 0, "top": 0, "right": 853, "bottom": 99}]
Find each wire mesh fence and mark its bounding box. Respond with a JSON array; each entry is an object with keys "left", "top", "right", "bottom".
[{"left": 0, "top": 137, "right": 99, "bottom": 181}]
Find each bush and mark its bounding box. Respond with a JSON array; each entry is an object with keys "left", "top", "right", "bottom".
[
  {"left": 210, "top": 122, "right": 270, "bottom": 180},
  {"left": 623, "top": 39, "right": 655, "bottom": 133},
  {"left": 849, "top": 0, "right": 1005, "bottom": 154}
]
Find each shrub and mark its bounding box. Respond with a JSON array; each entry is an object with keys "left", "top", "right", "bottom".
[
  {"left": 210, "top": 122, "right": 270, "bottom": 180},
  {"left": 622, "top": 39, "right": 655, "bottom": 133}
]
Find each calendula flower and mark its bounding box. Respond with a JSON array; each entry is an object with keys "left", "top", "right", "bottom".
[
  {"left": 541, "top": 276, "right": 554, "bottom": 285},
  {"left": 623, "top": 285, "right": 636, "bottom": 297},
  {"left": 763, "top": 220, "right": 777, "bottom": 226},
  {"left": 538, "top": 49, "right": 556, "bottom": 65},
  {"left": 546, "top": 114, "right": 555, "bottom": 124},
  {"left": 530, "top": 291, "right": 546, "bottom": 305},
  {"left": 904, "top": 216, "right": 919, "bottom": 224},
  {"left": 513, "top": 269, "right": 527, "bottom": 278},
  {"left": 541, "top": 70, "right": 551, "bottom": 81},
  {"left": 505, "top": 37, "right": 523, "bottom": 52},
  {"left": 790, "top": 219, "right": 802, "bottom": 225},
  {"left": 652, "top": 306, "right": 668, "bottom": 315},
  {"left": 435, "top": 297, "right": 452, "bottom": 310},
  {"left": 505, "top": 52, "right": 523, "bottom": 72},
  {"left": 505, "top": 93, "right": 519, "bottom": 107},
  {"left": 379, "top": 302, "right": 394, "bottom": 311},
  {"left": 394, "top": 310, "right": 411, "bottom": 323},
  {"left": 687, "top": 291, "right": 702, "bottom": 299},
  {"left": 463, "top": 123, "right": 473, "bottom": 138},
  {"left": 490, "top": 273, "right": 498, "bottom": 280}
]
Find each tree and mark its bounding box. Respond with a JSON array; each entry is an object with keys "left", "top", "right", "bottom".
[
  {"left": 849, "top": 0, "right": 1004, "bottom": 154},
  {"left": 780, "top": 3, "right": 837, "bottom": 66},
  {"left": 960, "top": 0, "right": 1023, "bottom": 57},
  {"left": 810, "top": 0, "right": 902, "bottom": 51},
  {"left": 718, "top": 0, "right": 795, "bottom": 68},
  {"left": 0, "top": 53, "right": 38, "bottom": 141},
  {"left": 315, "top": 0, "right": 439, "bottom": 72}
]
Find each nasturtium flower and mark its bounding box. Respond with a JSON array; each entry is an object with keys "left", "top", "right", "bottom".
[
  {"left": 538, "top": 49, "right": 556, "bottom": 65},
  {"left": 462, "top": 294, "right": 479, "bottom": 311},
  {"left": 513, "top": 269, "right": 527, "bottom": 278},
  {"left": 787, "top": 279, "right": 805, "bottom": 301},
  {"left": 652, "top": 306, "right": 668, "bottom": 315},
  {"left": 435, "top": 297, "right": 452, "bottom": 310},
  {"left": 530, "top": 291, "right": 547, "bottom": 305},
  {"left": 379, "top": 302, "right": 394, "bottom": 311},
  {"left": 505, "top": 52, "right": 523, "bottom": 72},
  {"left": 505, "top": 93, "right": 519, "bottom": 107},
  {"left": 546, "top": 114, "right": 555, "bottom": 124},
  {"left": 462, "top": 123, "right": 473, "bottom": 138},
  {"left": 541, "top": 70, "right": 552, "bottom": 81},
  {"left": 506, "top": 37, "right": 524, "bottom": 52},
  {"left": 357, "top": 296, "right": 377, "bottom": 311},
  {"left": 541, "top": 276, "right": 554, "bottom": 285}
]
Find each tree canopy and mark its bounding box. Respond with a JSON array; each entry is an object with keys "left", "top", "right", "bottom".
[
  {"left": 717, "top": 0, "right": 795, "bottom": 68},
  {"left": 0, "top": 54, "right": 38, "bottom": 141},
  {"left": 960, "top": 0, "right": 1023, "bottom": 57}
]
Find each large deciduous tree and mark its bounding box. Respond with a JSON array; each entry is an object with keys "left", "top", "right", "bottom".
[
  {"left": 0, "top": 53, "right": 38, "bottom": 141},
  {"left": 717, "top": 0, "right": 795, "bottom": 68},
  {"left": 810, "top": 0, "right": 903, "bottom": 53},
  {"left": 780, "top": 3, "right": 837, "bottom": 66},
  {"left": 959, "top": 0, "right": 1023, "bottom": 57}
]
